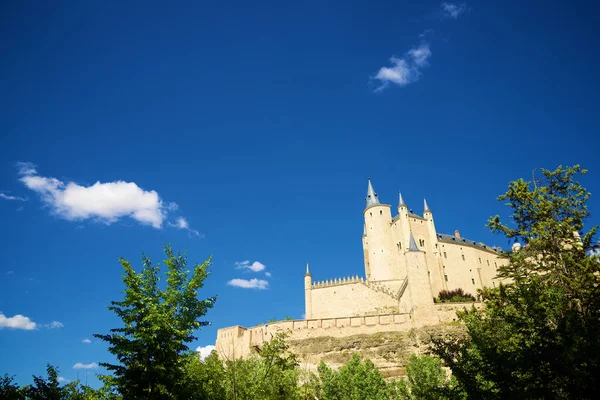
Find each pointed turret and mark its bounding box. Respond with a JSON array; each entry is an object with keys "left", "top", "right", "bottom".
[
  {"left": 409, "top": 231, "right": 420, "bottom": 251},
  {"left": 398, "top": 192, "right": 407, "bottom": 208},
  {"left": 365, "top": 178, "right": 380, "bottom": 207},
  {"left": 305, "top": 262, "right": 311, "bottom": 276},
  {"left": 424, "top": 198, "right": 431, "bottom": 214}
]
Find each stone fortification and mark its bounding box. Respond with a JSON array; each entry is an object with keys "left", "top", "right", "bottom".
[{"left": 215, "top": 179, "right": 506, "bottom": 366}]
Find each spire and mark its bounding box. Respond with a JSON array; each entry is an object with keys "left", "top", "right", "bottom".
[
  {"left": 365, "top": 178, "right": 380, "bottom": 207},
  {"left": 398, "top": 192, "right": 407, "bottom": 208},
  {"left": 305, "top": 262, "right": 311, "bottom": 276},
  {"left": 409, "top": 232, "right": 420, "bottom": 251},
  {"left": 424, "top": 198, "right": 431, "bottom": 214}
]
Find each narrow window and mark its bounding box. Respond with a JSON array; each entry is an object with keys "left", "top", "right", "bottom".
[
  {"left": 471, "top": 278, "right": 475, "bottom": 285},
  {"left": 444, "top": 275, "right": 448, "bottom": 282},
  {"left": 487, "top": 260, "right": 490, "bottom": 266},
  {"left": 494, "top": 262, "right": 497, "bottom": 267},
  {"left": 435, "top": 244, "right": 438, "bottom": 248},
  {"left": 478, "top": 258, "right": 481, "bottom": 264},
  {"left": 444, "top": 252, "right": 447, "bottom": 258},
  {"left": 380, "top": 210, "right": 382, "bottom": 215},
  {"left": 370, "top": 212, "right": 372, "bottom": 217},
  {"left": 462, "top": 254, "right": 465, "bottom": 261}
]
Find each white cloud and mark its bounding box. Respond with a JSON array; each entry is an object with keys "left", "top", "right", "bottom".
[
  {"left": 46, "top": 321, "right": 64, "bottom": 329},
  {"left": 235, "top": 260, "right": 266, "bottom": 272},
  {"left": 0, "top": 193, "right": 26, "bottom": 201},
  {"left": 82, "top": 338, "right": 92, "bottom": 344},
  {"left": 169, "top": 217, "right": 201, "bottom": 237},
  {"left": 372, "top": 43, "right": 432, "bottom": 91},
  {"left": 265, "top": 272, "right": 272, "bottom": 277},
  {"left": 196, "top": 345, "right": 216, "bottom": 360},
  {"left": 73, "top": 362, "right": 98, "bottom": 370},
  {"left": 5, "top": 271, "right": 14, "bottom": 276},
  {"left": 227, "top": 278, "right": 269, "bottom": 289},
  {"left": 442, "top": 2, "right": 466, "bottom": 19},
  {"left": 16, "top": 162, "right": 196, "bottom": 230},
  {"left": 0, "top": 313, "right": 37, "bottom": 330},
  {"left": 57, "top": 376, "right": 70, "bottom": 383}
]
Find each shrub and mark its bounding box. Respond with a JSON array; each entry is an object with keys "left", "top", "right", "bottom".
[{"left": 436, "top": 288, "right": 476, "bottom": 303}]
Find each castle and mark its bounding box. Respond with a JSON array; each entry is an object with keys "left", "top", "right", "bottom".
[{"left": 215, "top": 179, "right": 507, "bottom": 359}]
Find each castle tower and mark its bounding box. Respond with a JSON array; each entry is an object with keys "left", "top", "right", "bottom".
[
  {"left": 304, "top": 263, "right": 312, "bottom": 319},
  {"left": 423, "top": 199, "right": 444, "bottom": 294},
  {"left": 405, "top": 232, "right": 437, "bottom": 326},
  {"left": 393, "top": 192, "right": 411, "bottom": 277},
  {"left": 363, "top": 179, "right": 400, "bottom": 281}
]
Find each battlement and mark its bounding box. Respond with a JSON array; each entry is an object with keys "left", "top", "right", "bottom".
[{"left": 311, "top": 275, "right": 364, "bottom": 289}]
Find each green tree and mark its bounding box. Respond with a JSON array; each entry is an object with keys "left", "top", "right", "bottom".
[
  {"left": 94, "top": 245, "right": 216, "bottom": 399},
  {"left": 432, "top": 165, "right": 600, "bottom": 399},
  {"left": 24, "top": 364, "right": 64, "bottom": 400},
  {"left": 0, "top": 374, "right": 25, "bottom": 400},
  {"left": 388, "top": 355, "right": 462, "bottom": 400},
  {"left": 318, "top": 353, "right": 389, "bottom": 400}
]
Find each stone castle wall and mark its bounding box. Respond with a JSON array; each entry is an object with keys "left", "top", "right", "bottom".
[
  {"left": 308, "top": 276, "right": 400, "bottom": 319},
  {"left": 215, "top": 304, "right": 479, "bottom": 361}
]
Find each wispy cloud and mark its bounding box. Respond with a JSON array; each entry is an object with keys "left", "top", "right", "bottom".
[
  {"left": 227, "top": 278, "right": 269, "bottom": 290},
  {"left": 196, "top": 345, "right": 216, "bottom": 360},
  {"left": 82, "top": 338, "right": 92, "bottom": 344},
  {"left": 372, "top": 43, "right": 432, "bottom": 91},
  {"left": 16, "top": 162, "right": 196, "bottom": 231},
  {"left": 73, "top": 362, "right": 98, "bottom": 370},
  {"left": 442, "top": 2, "right": 466, "bottom": 19},
  {"left": 265, "top": 271, "right": 272, "bottom": 277},
  {"left": 169, "top": 217, "right": 201, "bottom": 237},
  {"left": 5, "top": 271, "right": 14, "bottom": 276},
  {"left": 0, "top": 313, "right": 37, "bottom": 330},
  {"left": 44, "top": 321, "right": 64, "bottom": 329},
  {"left": 0, "top": 193, "right": 26, "bottom": 201},
  {"left": 57, "top": 377, "right": 70, "bottom": 384},
  {"left": 235, "top": 260, "right": 266, "bottom": 272}
]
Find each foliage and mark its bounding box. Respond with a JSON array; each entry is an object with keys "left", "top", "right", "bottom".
[
  {"left": 183, "top": 331, "right": 300, "bottom": 400},
  {"left": 317, "top": 353, "right": 390, "bottom": 400},
  {"left": 434, "top": 289, "right": 476, "bottom": 303},
  {"left": 0, "top": 374, "right": 25, "bottom": 400},
  {"left": 432, "top": 165, "right": 600, "bottom": 399},
  {"left": 389, "top": 354, "right": 463, "bottom": 400},
  {"left": 93, "top": 244, "right": 216, "bottom": 399},
  {"left": 23, "top": 364, "right": 63, "bottom": 400}
]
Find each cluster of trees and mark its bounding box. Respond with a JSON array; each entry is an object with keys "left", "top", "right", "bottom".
[{"left": 2, "top": 165, "right": 599, "bottom": 399}]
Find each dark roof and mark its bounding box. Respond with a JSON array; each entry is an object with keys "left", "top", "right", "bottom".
[{"left": 437, "top": 233, "right": 502, "bottom": 253}]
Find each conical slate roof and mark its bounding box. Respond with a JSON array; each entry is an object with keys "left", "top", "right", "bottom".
[{"left": 365, "top": 178, "right": 380, "bottom": 207}]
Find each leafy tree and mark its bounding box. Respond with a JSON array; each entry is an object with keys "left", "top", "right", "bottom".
[
  {"left": 94, "top": 245, "right": 216, "bottom": 399},
  {"left": 318, "top": 353, "right": 389, "bottom": 400},
  {"left": 432, "top": 165, "right": 600, "bottom": 399},
  {"left": 0, "top": 374, "right": 25, "bottom": 400},
  {"left": 388, "top": 355, "right": 462, "bottom": 400},
  {"left": 24, "top": 364, "right": 64, "bottom": 400}
]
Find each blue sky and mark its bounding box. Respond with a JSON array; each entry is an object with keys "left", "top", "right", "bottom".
[{"left": 1, "top": 0, "right": 599, "bottom": 387}]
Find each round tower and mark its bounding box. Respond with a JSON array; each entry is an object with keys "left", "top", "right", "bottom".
[
  {"left": 363, "top": 179, "right": 400, "bottom": 281},
  {"left": 304, "top": 263, "right": 312, "bottom": 320},
  {"left": 423, "top": 198, "right": 445, "bottom": 294}
]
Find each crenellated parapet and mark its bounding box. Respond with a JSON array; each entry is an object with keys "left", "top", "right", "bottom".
[{"left": 311, "top": 275, "right": 364, "bottom": 289}]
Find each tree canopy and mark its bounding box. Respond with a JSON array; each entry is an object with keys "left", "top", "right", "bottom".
[{"left": 93, "top": 245, "right": 216, "bottom": 399}]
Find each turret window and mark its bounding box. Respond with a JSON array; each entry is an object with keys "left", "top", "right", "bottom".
[
  {"left": 444, "top": 274, "right": 448, "bottom": 282},
  {"left": 471, "top": 278, "right": 475, "bottom": 285},
  {"left": 462, "top": 254, "right": 465, "bottom": 261},
  {"left": 443, "top": 252, "right": 447, "bottom": 258},
  {"left": 487, "top": 260, "right": 490, "bottom": 266},
  {"left": 478, "top": 258, "right": 481, "bottom": 264}
]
